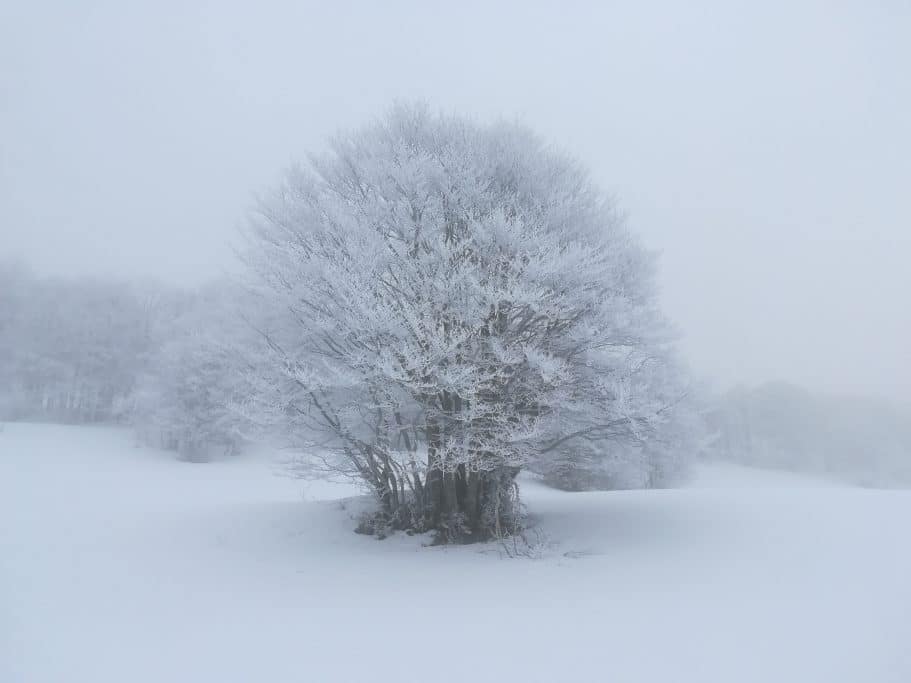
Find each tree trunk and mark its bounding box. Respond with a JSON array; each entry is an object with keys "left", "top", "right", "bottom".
[
  {"left": 425, "top": 417, "right": 443, "bottom": 528},
  {"left": 417, "top": 466, "right": 518, "bottom": 543},
  {"left": 465, "top": 469, "right": 482, "bottom": 531}
]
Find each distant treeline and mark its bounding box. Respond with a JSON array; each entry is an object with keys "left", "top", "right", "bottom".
[
  {"left": 706, "top": 382, "right": 911, "bottom": 487},
  {"left": 0, "top": 262, "right": 251, "bottom": 460}
]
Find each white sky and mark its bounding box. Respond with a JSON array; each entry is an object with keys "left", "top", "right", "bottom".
[{"left": 2, "top": 0, "right": 909, "bottom": 400}]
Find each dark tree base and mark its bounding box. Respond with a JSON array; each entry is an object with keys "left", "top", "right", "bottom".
[{"left": 356, "top": 467, "right": 523, "bottom": 545}]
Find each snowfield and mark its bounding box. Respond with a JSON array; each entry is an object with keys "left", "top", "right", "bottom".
[{"left": 2, "top": 424, "right": 910, "bottom": 683}]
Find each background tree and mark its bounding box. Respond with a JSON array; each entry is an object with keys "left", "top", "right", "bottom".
[
  {"left": 132, "top": 281, "right": 255, "bottom": 461},
  {"left": 538, "top": 356, "right": 703, "bottom": 491}
]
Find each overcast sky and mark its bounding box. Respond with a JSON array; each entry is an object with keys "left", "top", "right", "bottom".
[{"left": 2, "top": 0, "right": 909, "bottom": 400}]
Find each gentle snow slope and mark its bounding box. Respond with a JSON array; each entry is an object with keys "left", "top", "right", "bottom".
[{"left": 2, "top": 423, "right": 909, "bottom": 683}]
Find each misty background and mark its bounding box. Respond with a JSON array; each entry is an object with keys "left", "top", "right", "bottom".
[
  {"left": 6, "top": 6, "right": 911, "bottom": 680},
  {"left": 2, "top": 1, "right": 908, "bottom": 401}
]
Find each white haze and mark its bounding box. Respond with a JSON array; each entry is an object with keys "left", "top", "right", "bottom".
[
  {"left": 2, "top": 6, "right": 911, "bottom": 681},
  {"left": 1, "top": 1, "right": 908, "bottom": 401}
]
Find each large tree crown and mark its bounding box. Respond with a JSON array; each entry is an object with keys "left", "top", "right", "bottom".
[{"left": 251, "top": 103, "right": 660, "bottom": 335}]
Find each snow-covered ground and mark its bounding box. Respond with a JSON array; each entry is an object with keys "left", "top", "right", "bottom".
[{"left": 2, "top": 423, "right": 909, "bottom": 682}]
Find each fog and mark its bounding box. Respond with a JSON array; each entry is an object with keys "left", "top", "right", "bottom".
[
  {"left": 2, "top": 0, "right": 909, "bottom": 401},
  {"left": 4, "top": 6, "right": 911, "bottom": 680}
]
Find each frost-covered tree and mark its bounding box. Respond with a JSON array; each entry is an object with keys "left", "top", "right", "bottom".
[
  {"left": 242, "top": 105, "right": 683, "bottom": 541},
  {"left": 132, "top": 282, "right": 255, "bottom": 461},
  {"left": 539, "top": 358, "right": 703, "bottom": 491}
]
